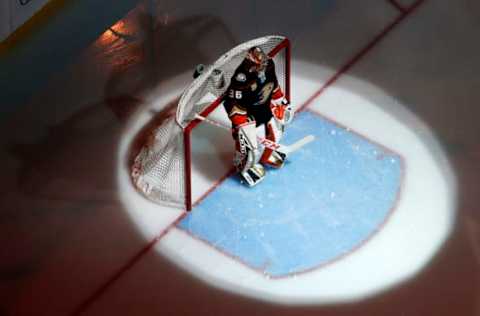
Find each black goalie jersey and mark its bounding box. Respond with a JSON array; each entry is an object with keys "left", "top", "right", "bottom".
[{"left": 223, "top": 58, "right": 282, "bottom": 127}]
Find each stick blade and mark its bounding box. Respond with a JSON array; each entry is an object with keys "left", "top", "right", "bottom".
[{"left": 283, "top": 134, "right": 315, "bottom": 155}]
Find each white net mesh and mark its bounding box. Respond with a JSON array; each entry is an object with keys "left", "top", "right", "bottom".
[
  {"left": 131, "top": 117, "right": 184, "bottom": 206},
  {"left": 132, "top": 35, "right": 289, "bottom": 209}
]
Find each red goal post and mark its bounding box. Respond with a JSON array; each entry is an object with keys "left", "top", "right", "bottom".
[{"left": 131, "top": 35, "right": 291, "bottom": 211}]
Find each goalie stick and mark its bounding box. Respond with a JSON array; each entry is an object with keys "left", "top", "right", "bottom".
[{"left": 194, "top": 114, "right": 315, "bottom": 156}]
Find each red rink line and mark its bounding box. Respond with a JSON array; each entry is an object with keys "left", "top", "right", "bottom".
[
  {"left": 387, "top": 0, "right": 408, "bottom": 13},
  {"left": 192, "top": 168, "right": 237, "bottom": 208},
  {"left": 297, "top": 0, "right": 426, "bottom": 113},
  {"left": 71, "top": 212, "right": 188, "bottom": 316},
  {"left": 71, "top": 1, "right": 426, "bottom": 314}
]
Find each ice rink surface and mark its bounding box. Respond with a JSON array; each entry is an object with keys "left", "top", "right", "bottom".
[
  {"left": 1, "top": 0, "right": 479, "bottom": 315},
  {"left": 179, "top": 110, "right": 404, "bottom": 278}
]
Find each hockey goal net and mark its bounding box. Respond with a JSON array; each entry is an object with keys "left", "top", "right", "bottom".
[{"left": 132, "top": 35, "right": 290, "bottom": 211}]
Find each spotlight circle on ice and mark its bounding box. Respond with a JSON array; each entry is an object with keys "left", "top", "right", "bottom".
[{"left": 117, "top": 38, "right": 456, "bottom": 305}]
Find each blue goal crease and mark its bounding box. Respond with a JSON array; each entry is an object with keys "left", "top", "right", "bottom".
[{"left": 178, "top": 111, "right": 403, "bottom": 277}]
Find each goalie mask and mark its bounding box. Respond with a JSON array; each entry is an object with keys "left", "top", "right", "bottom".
[{"left": 246, "top": 46, "right": 268, "bottom": 72}]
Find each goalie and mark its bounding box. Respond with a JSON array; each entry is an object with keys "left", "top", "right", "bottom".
[{"left": 224, "top": 46, "right": 294, "bottom": 186}]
